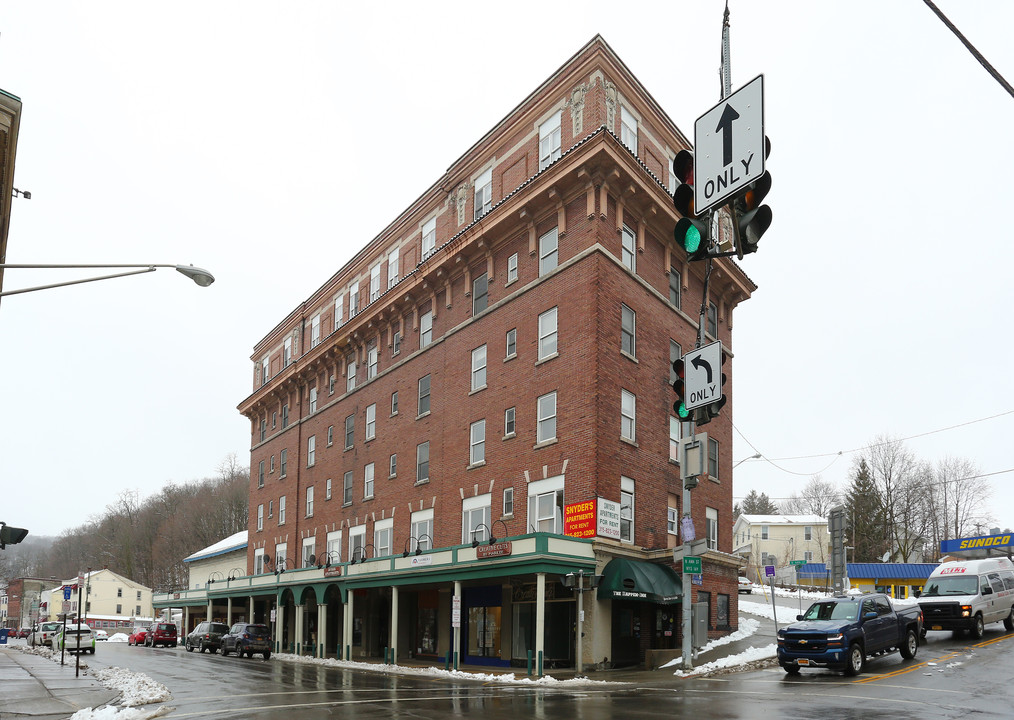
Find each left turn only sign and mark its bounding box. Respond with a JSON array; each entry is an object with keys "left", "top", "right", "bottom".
[{"left": 682, "top": 341, "right": 723, "bottom": 411}]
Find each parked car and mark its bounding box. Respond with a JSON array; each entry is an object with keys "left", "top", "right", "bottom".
[
  {"left": 220, "top": 623, "right": 272, "bottom": 659},
  {"left": 28, "top": 621, "right": 63, "bottom": 647},
  {"left": 18, "top": 627, "right": 32, "bottom": 639},
  {"left": 145, "top": 622, "right": 178, "bottom": 648},
  {"left": 127, "top": 626, "right": 150, "bottom": 646},
  {"left": 777, "top": 593, "right": 923, "bottom": 676},
  {"left": 54, "top": 623, "right": 96, "bottom": 654},
  {"left": 185, "top": 621, "right": 230, "bottom": 653},
  {"left": 738, "top": 577, "right": 753, "bottom": 594},
  {"left": 93, "top": 628, "right": 109, "bottom": 641}
]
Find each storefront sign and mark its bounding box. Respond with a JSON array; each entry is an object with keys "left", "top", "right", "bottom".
[
  {"left": 597, "top": 497, "right": 621, "bottom": 539},
  {"left": 564, "top": 500, "right": 597, "bottom": 537},
  {"left": 324, "top": 566, "right": 342, "bottom": 577},
  {"left": 511, "top": 583, "right": 559, "bottom": 602},
  {"left": 476, "top": 541, "right": 512, "bottom": 559},
  {"left": 410, "top": 555, "right": 433, "bottom": 567}
]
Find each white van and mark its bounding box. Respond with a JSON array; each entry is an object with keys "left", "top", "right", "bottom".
[{"left": 918, "top": 557, "right": 1014, "bottom": 638}]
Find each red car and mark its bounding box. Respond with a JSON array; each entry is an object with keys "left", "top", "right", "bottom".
[
  {"left": 127, "top": 626, "right": 150, "bottom": 646},
  {"left": 17, "top": 628, "right": 31, "bottom": 639}
]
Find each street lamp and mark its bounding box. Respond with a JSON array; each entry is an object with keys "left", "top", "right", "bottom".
[
  {"left": 0, "top": 263, "right": 215, "bottom": 297},
  {"left": 733, "top": 452, "right": 762, "bottom": 468}
]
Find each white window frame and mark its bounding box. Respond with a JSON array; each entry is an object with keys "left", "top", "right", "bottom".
[
  {"left": 283, "top": 337, "right": 293, "bottom": 366},
  {"left": 504, "top": 406, "right": 516, "bottom": 437},
  {"left": 343, "top": 470, "right": 354, "bottom": 504},
  {"left": 539, "top": 110, "right": 562, "bottom": 170},
  {"left": 334, "top": 295, "right": 344, "bottom": 330},
  {"left": 305, "top": 485, "right": 314, "bottom": 517},
  {"left": 420, "top": 310, "right": 433, "bottom": 348},
  {"left": 621, "top": 389, "right": 636, "bottom": 442},
  {"left": 503, "top": 487, "right": 514, "bottom": 516},
  {"left": 388, "top": 247, "right": 400, "bottom": 288},
  {"left": 621, "top": 225, "right": 636, "bottom": 272},
  {"left": 279, "top": 495, "right": 287, "bottom": 525},
  {"left": 411, "top": 508, "right": 433, "bottom": 551},
  {"left": 326, "top": 530, "right": 342, "bottom": 564},
  {"left": 349, "top": 525, "right": 366, "bottom": 562},
  {"left": 369, "top": 264, "right": 381, "bottom": 303},
  {"left": 302, "top": 537, "right": 316, "bottom": 568},
  {"left": 620, "top": 106, "right": 637, "bottom": 152},
  {"left": 668, "top": 507, "right": 679, "bottom": 535},
  {"left": 275, "top": 542, "right": 288, "bottom": 571},
  {"left": 389, "top": 453, "right": 397, "bottom": 477},
  {"left": 538, "top": 307, "right": 558, "bottom": 360},
  {"left": 366, "top": 403, "right": 376, "bottom": 440},
  {"left": 527, "top": 475, "right": 564, "bottom": 534},
  {"left": 462, "top": 493, "right": 492, "bottom": 544},
  {"left": 469, "top": 419, "right": 486, "bottom": 465},
  {"left": 537, "top": 391, "right": 557, "bottom": 444},
  {"left": 374, "top": 517, "right": 393, "bottom": 558},
  {"left": 422, "top": 217, "right": 437, "bottom": 259},
  {"left": 367, "top": 345, "right": 378, "bottom": 379},
  {"left": 307, "top": 435, "right": 316, "bottom": 467},
  {"left": 621, "top": 304, "right": 635, "bottom": 357},
  {"left": 311, "top": 314, "right": 321, "bottom": 348},
  {"left": 507, "top": 253, "right": 518, "bottom": 283},
  {"left": 706, "top": 507, "right": 719, "bottom": 551},
  {"left": 416, "top": 441, "right": 430, "bottom": 482},
  {"left": 309, "top": 387, "right": 318, "bottom": 413},
  {"left": 364, "top": 462, "right": 375, "bottom": 499},
  {"left": 326, "top": 477, "right": 332, "bottom": 500},
  {"left": 257, "top": 504, "right": 264, "bottom": 531},
  {"left": 708, "top": 437, "right": 719, "bottom": 479},
  {"left": 539, "top": 227, "right": 558, "bottom": 276},
  {"left": 254, "top": 548, "right": 266, "bottom": 574},
  {"left": 471, "top": 344, "right": 487, "bottom": 391},
  {"left": 473, "top": 272, "right": 488, "bottom": 315},
  {"left": 347, "top": 359, "right": 357, "bottom": 393},
  {"left": 620, "top": 476, "right": 634, "bottom": 543},
  {"left": 418, "top": 374, "right": 431, "bottom": 415},
  {"left": 474, "top": 167, "right": 492, "bottom": 220},
  {"left": 506, "top": 328, "right": 517, "bottom": 359},
  {"left": 349, "top": 280, "right": 360, "bottom": 318}
]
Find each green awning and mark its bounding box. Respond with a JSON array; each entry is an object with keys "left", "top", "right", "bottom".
[{"left": 597, "top": 558, "right": 683, "bottom": 604}]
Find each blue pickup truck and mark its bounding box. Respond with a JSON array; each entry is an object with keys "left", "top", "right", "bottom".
[{"left": 777, "top": 593, "right": 924, "bottom": 675}]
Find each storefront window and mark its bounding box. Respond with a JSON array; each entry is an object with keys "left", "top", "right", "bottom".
[
  {"left": 716, "top": 594, "right": 730, "bottom": 629},
  {"left": 467, "top": 606, "right": 501, "bottom": 657}
]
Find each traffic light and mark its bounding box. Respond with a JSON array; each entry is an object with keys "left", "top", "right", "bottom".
[
  {"left": 0, "top": 522, "right": 29, "bottom": 549},
  {"left": 672, "top": 358, "right": 691, "bottom": 422},
  {"left": 672, "top": 149, "right": 710, "bottom": 261},
  {"left": 694, "top": 350, "right": 727, "bottom": 426},
  {"left": 734, "top": 137, "right": 772, "bottom": 258}
]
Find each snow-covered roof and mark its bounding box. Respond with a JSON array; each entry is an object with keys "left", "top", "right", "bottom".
[
  {"left": 183, "top": 531, "right": 248, "bottom": 563},
  {"left": 736, "top": 514, "right": 827, "bottom": 525}
]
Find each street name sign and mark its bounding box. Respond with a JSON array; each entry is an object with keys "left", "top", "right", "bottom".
[
  {"left": 694, "top": 74, "right": 765, "bottom": 215},
  {"left": 790, "top": 559, "right": 806, "bottom": 567},
  {"left": 683, "top": 556, "right": 702, "bottom": 574},
  {"left": 682, "top": 341, "right": 723, "bottom": 411}
]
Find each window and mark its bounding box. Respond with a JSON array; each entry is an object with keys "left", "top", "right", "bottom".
[
  {"left": 539, "top": 110, "right": 562, "bottom": 170},
  {"left": 537, "top": 392, "right": 557, "bottom": 443},
  {"left": 804, "top": 551, "right": 813, "bottom": 562},
  {"left": 334, "top": 295, "right": 344, "bottom": 330},
  {"left": 391, "top": 391, "right": 399, "bottom": 415},
  {"left": 343, "top": 471, "right": 354, "bottom": 504},
  {"left": 307, "top": 435, "right": 316, "bottom": 467},
  {"left": 275, "top": 542, "right": 287, "bottom": 571},
  {"left": 621, "top": 389, "right": 636, "bottom": 442},
  {"left": 326, "top": 477, "right": 332, "bottom": 500},
  {"left": 761, "top": 525, "right": 769, "bottom": 540},
  {"left": 507, "top": 253, "right": 518, "bottom": 283},
  {"left": 280, "top": 449, "right": 288, "bottom": 477},
  {"left": 668, "top": 506, "right": 679, "bottom": 535},
  {"left": 257, "top": 504, "right": 264, "bottom": 531},
  {"left": 539, "top": 228, "right": 558, "bottom": 275},
  {"left": 471, "top": 345, "right": 487, "bottom": 391},
  {"left": 620, "top": 476, "right": 634, "bottom": 542},
  {"left": 366, "top": 403, "right": 376, "bottom": 440},
  {"left": 327, "top": 530, "right": 342, "bottom": 563},
  {"left": 503, "top": 487, "right": 514, "bottom": 516},
  {"left": 349, "top": 525, "right": 366, "bottom": 562},
  {"left": 389, "top": 453, "right": 397, "bottom": 477},
  {"left": 504, "top": 407, "right": 516, "bottom": 437},
  {"left": 620, "top": 106, "right": 638, "bottom": 152},
  {"left": 804, "top": 526, "right": 813, "bottom": 541},
  {"left": 327, "top": 425, "right": 334, "bottom": 446},
  {"left": 279, "top": 495, "right": 287, "bottom": 525},
  {"left": 268, "top": 500, "right": 273, "bottom": 518},
  {"left": 621, "top": 304, "right": 636, "bottom": 357},
  {"left": 370, "top": 264, "right": 381, "bottom": 303},
  {"left": 306, "top": 486, "right": 315, "bottom": 517},
  {"left": 303, "top": 537, "right": 317, "bottom": 568},
  {"left": 505, "top": 328, "right": 516, "bottom": 359},
  {"left": 254, "top": 548, "right": 266, "bottom": 574},
  {"left": 309, "top": 387, "right": 318, "bottom": 413},
  {"left": 344, "top": 415, "right": 354, "bottom": 449},
  {"left": 416, "top": 441, "right": 430, "bottom": 482},
  {"left": 668, "top": 155, "right": 680, "bottom": 194},
  {"left": 621, "top": 225, "right": 636, "bottom": 272},
  {"left": 367, "top": 345, "right": 378, "bottom": 379},
  {"left": 349, "top": 281, "right": 360, "bottom": 318},
  {"left": 528, "top": 475, "right": 564, "bottom": 534},
  {"left": 311, "top": 314, "right": 321, "bottom": 348},
  {"left": 270, "top": 455, "right": 275, "bottom": 473},
  {"left": 364, "top": 462, "right": 375, "bottom": 498},
  {"left": 116, "top": 604, "right": 122, "bottom": 614},
  {"left": 260, "top": 357, "right": 269, "bottom": 385},
  {"left": 281, "top": 404, "right": 289, "bottom": 428},
  {"left": 669, "top": 268, "right": 681, "bottom": 308},
  {"left": 706, "top": 507, "right": 719, "bottom": 550},
  {"left": 392, "top": 331, "right": 401, "bottom": 355},
  {"left": 538, "top": 307, "right": 558, "bottom": 360},
  {"left": 474, "top": 168, "right": 492, "bottom": 220},
  {"left": 462, "top": 493, "right": 492, "bottom": 544},
  {"left": 411, "top": 508, "right": 433, "bottom": 551},
  {"left": 669, "top": 416, "right": 681, "bottom": 462},
  {"left": 707, "top": 302, "right": 718, "bottom": 337},
  {"left": 347, "top": 358, "right": 357, "bottom": 392},
  {"left": 418, "top": 374, "right": 431, "bottom": 415},
  {"left": 470, "top": 419, "right": 486, "bottom": 465},
  {"left": 708, "top": 437, "right": 719, "bottom": 479},
  {"left": 420, "top": 310, "right": 433, "bottom": 348},
  {"left": 388, "top": 247, "right": 400, "bottom": 288},
  {"left": 259, "top": 419, "right": 266, "bottom": 442},
  {"left": 422, "top": 217, "right": 437, "bottom": 259},
  {"left": 374, "top": 518, "right": 393, "bottom": 557},
  {"left": 272, "top": 411, "right": 277, "bottom": 429},
  {"left": 258, "top": 461, "right": 264, "bottom": 488},
  {"left": 473, "top": 273, "right": 488, "bottom": 315},
  {"left": 117, "top": 588, "right": 123, "bottom": 598},
  {"left": 284, "top": 336, "right": 293, "bottom": 366}
]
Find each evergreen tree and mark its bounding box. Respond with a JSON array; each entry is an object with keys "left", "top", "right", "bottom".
[
  {"left": 842, "top": 458, "right": 889, "bottom": 562},
  {"left": 735, "top": 489, "right": 780, "bottom": 517}
]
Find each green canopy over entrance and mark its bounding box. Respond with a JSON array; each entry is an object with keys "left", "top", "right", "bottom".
[{"left": 597, "top": 557, "right": 683, "bottom": 604}]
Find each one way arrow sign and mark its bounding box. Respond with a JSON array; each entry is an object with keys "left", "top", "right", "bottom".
[
  {"left": 683, "top": 341, "right": 723, "bottom": 412},
  {"left": 693, "top": 74, "right": 765, "bottom": 216}
]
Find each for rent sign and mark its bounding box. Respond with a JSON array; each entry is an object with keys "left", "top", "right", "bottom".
[{"left": 564, "top": 500, "right": 597, "bottom": 538}]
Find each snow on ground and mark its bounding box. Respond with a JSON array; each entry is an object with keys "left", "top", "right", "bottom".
[{"left": 660, "top": 611, "right": 777, "bottom": 676}]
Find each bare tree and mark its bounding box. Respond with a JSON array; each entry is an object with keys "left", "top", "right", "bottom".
[
  {"left": 923, "top": 456, "right": 994, "bottom": 557},
  {"left": 865, "top": 435, "right": 929, "bottom": 562},
  {"left": 782, "top": 475, "right": 842, "bottom": 517}
]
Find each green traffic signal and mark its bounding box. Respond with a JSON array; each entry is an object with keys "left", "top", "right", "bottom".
[{"left": 672, "top": 359, "right": 691, "bottom": 420}]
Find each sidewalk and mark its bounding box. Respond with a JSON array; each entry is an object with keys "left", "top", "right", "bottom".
[{"left": 0, "top": 647, "right": 120, "bottom": 720}]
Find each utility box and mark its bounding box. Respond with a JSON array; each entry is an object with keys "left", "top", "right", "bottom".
[{"left": 691, "top": 603, "right": 708, "bottom": 649}]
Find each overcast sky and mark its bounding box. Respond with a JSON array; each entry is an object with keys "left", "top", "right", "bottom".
[{"left": 3, "top": 1, "right": 1012, "bottom": 541}]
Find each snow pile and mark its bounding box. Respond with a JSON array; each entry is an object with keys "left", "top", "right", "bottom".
[{"left": 90, "top": 667, "right": 172, "bottom": 706}]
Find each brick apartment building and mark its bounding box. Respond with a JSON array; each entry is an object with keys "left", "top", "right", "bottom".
[{"left": 222, "top": 35, "right": 755, "bottom": 671}]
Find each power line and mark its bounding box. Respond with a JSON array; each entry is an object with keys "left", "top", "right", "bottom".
[{"left": 923, "top": 0, "right": 1014, "bottom": 100}]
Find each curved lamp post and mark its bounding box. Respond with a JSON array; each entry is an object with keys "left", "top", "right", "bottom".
[
  {"left": 733, "top": 452, "right": 762, "bottom": 468},
  {"left": 0, "top": 263, "right": 215, "bottom": 297}
]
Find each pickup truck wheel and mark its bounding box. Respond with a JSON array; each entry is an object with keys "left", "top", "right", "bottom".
[
  {"left": 844, "top": 643, "right": 865, "bottom": 676},
  {"left": 971, "top": 615, "right": 985, "bottom": 640},
  {"left": 780, "top": 662, "right": 800, "bottom": 675},
  {"left": 1003, "top": 608, "right": 1014, "bottom": 632},
  {"left": 899, "top": 629, "right": 918, "bottom": 660}
]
